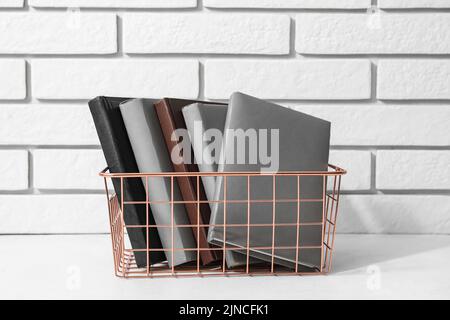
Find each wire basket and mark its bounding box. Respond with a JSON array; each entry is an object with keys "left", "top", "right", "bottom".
[{"left": 100, "top": 165, "right": 346, "bottom": 279}]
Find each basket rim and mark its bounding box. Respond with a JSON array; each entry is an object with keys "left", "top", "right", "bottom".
[{"left": 99, "top": 164, "right": 347, "bottom": 178}]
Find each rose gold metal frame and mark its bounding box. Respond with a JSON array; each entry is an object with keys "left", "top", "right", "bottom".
[{"left": 100, "top": 165, "right": 346, "bottom": 279}]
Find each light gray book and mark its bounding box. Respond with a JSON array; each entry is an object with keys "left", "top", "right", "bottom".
[
  {"left": 182, "top": 103, "right": 227, "bottom": 202},
  {"left": 120, "top": 98, "right": 197, "bottom": 267},
  {"left": 208, "top": 93, "right": 330, "bottom": 270},
  {"left": 183, "top": 103, "right": 261, "bottom": 268}
]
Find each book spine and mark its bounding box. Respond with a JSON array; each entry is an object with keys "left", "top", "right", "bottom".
[
  {"left": 120, "top": 99, "right": 197, "bottom": 267},
  {"left": 154, "top": 100, "right": 218, "bottom": 265},
  {"left": 182, "top": 105, "right": 217, "bottom": 204}
]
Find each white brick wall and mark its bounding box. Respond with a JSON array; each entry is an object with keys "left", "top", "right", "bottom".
[
  {"left": 0, "top": 150, "right": 28, "bottom": 190},
  {"left": 290, "top": 104, "right": 450, "bottom": 146},
  {"left": 33, "top": 149, "right": 106, "bottom": 190},
  {"left": 204, "top": 0, "right": 371, "bottom": 9},
  {"left": 123, "top": 13, "right": 290, "bottom": 55},
  {"left": 29, "top": 0, "right": 197, "bottom": 8},
  {"left": 0, "top": 2, "right": 449, "bottom": 235},
  {"left": 0, "top": 13, "right": 117, "bottom": 54},
  {"left": 330, "top": 151, "right": 372, "bottom": 191},
  {"left": 0, "top": 105, "right": 99, "bottom": 145},
  {"left": 0, "top": 60, "right": 26, "bottom": 100},
  {"left": 296, "top": 13, "right": 450, "bottom": 54},
  {"left": 379, "top": 0, "right": 450, "bottom": 8},
  {"left": 32, "top": 59, "right": 199, "bottom": 99},
  {"left": 378, "top": 60, "right": 450, "bottom": 100},
  {"left": 205, "top": 60, "right": 371, "bottom": 100},
  {"left": 0, "top": 0, "right": 23, "bottom": 7},
  {"left": 377, "top": 151, "right": 450, "bottom": 190}
]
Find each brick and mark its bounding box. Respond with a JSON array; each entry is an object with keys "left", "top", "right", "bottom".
[
  {"left": 29, "top": 0, "right": 197, "bottom": 8},
  {"left": 32, "top": 59, "right": 199, "bottom": 99},
  {"left": 379, "top": 0, "right": 450, "bottom": 8},
  {"left": 330, "top": 150, "right": 372, "bottom": 191},
  {"left": 0, "top": 105, "right": 99, "bottom": 145},
  {"left": 0, "top": 195, "right": 109, "bottom": 234},
  {"left": 0, "top": 60, "right": 26, "bottom": 100},
  {"left": 0, "top": 0, "right": 23, "bottom": 7},
  {"left": 0, "top": 150, "right": 28, "bottom": 190},
  {"left": 204, "top": 0, "right": 371, "bottom": 9},
  {"left": 378, "top": 60, "right": 450, "bottom": 100},
  {"left": 377, "top": 151, "right": 450, "bottom": 190},
  {"left": 339, "top": 195, "right": 450, "bottom": 234},
  {"left": 33, "top": 150, "right": 105, "bottom": 190},
  {"left": 0, "top": 13, "right": 116, "bottom": 54},
  {"left": 290, "top": 104, "right": 450, "bottom": 146},
  {"left": 296, "top": 13, "right": 450, "bottom": 54},
  {"left": 204, "top": 60, "right": 371, "bottom": 100},
  {"left": 123, "top": 13, "right": 290, "bottom": 55}
]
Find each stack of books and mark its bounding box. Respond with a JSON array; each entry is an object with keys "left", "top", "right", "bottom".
[{"left": 89, "top": 92, "right": 330, "bottom": 271}]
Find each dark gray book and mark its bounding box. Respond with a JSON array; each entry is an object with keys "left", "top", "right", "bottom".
[
  {"left": 120, "top": 99, "right": 197, "bottom": 267},
  {"left": 208, "top": 93, "right": 330, "bottom": 270}
]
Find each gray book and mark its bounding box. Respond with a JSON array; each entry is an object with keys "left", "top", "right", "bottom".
[
  {"left": 182, "top": 103, "right": 227, "bottom": 202},
  {"left": 183, "top": 103, "right": 261, "bottom": 268},
  {"left": 208, "top": 93, "right": 330, "bottom": 270},
  {"left": 120, "top": 98, "right": 197, "bottom": 267}
]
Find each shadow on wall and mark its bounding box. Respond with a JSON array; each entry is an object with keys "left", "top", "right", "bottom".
[
  {"left": 337, "top": 195, "right": 450, "bottom": 234},
  {"left": 332, "top": 234, "right": 450, "bottom": 273},
  {"left": 333, "top": 195, "right": 450, "bottom": 272}
]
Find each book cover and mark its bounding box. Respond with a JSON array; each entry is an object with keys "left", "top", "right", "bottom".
[
  {"left": 209, "top": 93, "right": 331, "bottom": 270},
  {"left": 183, "top": 103, "right": 264, "bottom": 268},
  {"left": 88, "top": 96, "right": 166, "bottom": 268},
  {"left": 120, "top": 98, "right": 197, "bottom": 267},
  {"left": 154, "top": 98, "right": 226, "bottom": 265},
  {"left": 182, "top": 103, "right": 227, "bottom": 202}
]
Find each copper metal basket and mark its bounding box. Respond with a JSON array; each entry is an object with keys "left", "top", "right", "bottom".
[{"left": 100, "top": 165, "right": 346, "bottom": 279}]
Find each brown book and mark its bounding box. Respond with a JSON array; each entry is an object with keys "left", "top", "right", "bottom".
[{"left": 155, "top": 98, "right": 226, "bottom": 265}]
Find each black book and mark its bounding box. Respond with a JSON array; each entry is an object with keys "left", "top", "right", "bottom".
[{"left": 89, "top": 96, "right": 165, "bottom": 268}]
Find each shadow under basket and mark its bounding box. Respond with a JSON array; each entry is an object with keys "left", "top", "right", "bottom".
[{"left": 100, "top": 165, "right": 346, "bottom": 279}]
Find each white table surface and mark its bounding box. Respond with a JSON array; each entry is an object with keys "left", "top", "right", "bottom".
[{"left": 0, "top": 234, "right": 449, "bottom": 300}]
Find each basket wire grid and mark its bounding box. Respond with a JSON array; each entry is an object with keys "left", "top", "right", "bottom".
[{"left": 100, "top": 165, "right": 346, "bottom": 279}]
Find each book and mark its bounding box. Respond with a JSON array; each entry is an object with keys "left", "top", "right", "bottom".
[
  {"left": 154, "top": 98, "right": 226, "bottom": 265},
  {"left": 208, "top": 92, "right": 331, "bottom": 270},
  {"left": 120, "top": 98, "right": 197, "bottom": 267},
  {"left": 88, "top": 96, "right": 165, "bottom": 268},
  {"left": 182, "top": 103, "right": 263, "bottom": 268},
  {"left": 182, "top": 103, "right": 227, "bottom": 202}
]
